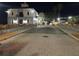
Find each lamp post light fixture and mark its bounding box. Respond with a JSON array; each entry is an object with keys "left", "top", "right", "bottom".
[
  {"left": 57, "top": 17, "right": 60, "bottom": 21},
  {"left": 68, "top": 16, "right": 72, "bottom": 19},
  {"left": 57, "top": 17, "right": 60, "bottom": 23}
]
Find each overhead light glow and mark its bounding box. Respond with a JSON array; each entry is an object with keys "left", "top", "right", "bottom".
[
  {"left": 68, "top": 16, "right": 72, "bottom": 19},
  {"left": 57, "top": 17, "right": 60, "bottom": 21}
]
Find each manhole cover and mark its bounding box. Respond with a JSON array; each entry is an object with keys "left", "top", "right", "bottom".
[{"left": 42, "top": 35, "right": 48, "bottom": 38}]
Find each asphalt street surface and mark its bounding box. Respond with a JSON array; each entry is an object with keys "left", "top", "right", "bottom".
[{"left": 5, "top": 26, "right": 79, "bottom": 56}]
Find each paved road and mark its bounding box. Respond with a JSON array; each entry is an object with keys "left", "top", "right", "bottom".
[{"left": 6, "top": 26, "right": 79, "bottom": 56}]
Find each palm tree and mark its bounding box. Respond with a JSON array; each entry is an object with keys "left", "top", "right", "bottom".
[
  {"left": 57, "top": 4, "right": 62, "bottom": 18},
  {"left": 44, "top": 3, "right": 63, "bottom": 22},
  {"left": 52, "top": 3, "right": 62, "bottom": 21}
]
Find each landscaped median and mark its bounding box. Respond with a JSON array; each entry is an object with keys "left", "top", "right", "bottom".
[
  {"left": 72, "top": 32, "right": 79, "bottom": 39},
  {"left": 0, "top": 32, "right": 17, "bottom": 41},
  {"left": 57, "top": 26, "right": 79, "bottom": 41},
  {"left": 0, "top": 27, "right": 34, "bottom": 41},
  {"left": 0, "top": 29, "right": 29, "bottom": 41}
]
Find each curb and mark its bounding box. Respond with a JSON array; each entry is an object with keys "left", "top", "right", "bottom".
[{"left": 57, "top": 26, "right": 79, "bottom": 41}]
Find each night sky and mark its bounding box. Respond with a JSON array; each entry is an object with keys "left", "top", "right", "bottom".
[{"left": 0, "top": 2, "right": 79, "bottom": 24}]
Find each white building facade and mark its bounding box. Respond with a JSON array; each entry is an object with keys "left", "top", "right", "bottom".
[{"left": 6, "top": 8, "right": 39, "bottom": 25}]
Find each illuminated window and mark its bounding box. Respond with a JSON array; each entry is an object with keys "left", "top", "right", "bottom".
[
  {"left": 23, "top": 20, "right": 27, "bottom": 24},
  {"left": 13, "top": 19, "right": 18, "bottom": 24}
]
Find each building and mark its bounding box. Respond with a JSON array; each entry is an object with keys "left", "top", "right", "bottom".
[{"left": 6, "top": 8, "right": 39, "bottom": 25}]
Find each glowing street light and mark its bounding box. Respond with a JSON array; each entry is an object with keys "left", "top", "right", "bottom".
[
  {"left": 68, "top": 16, "right": 72, "bottom": 19},
  {"left": 57, "top": 17, "right": 60, "bottom": 21}
]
